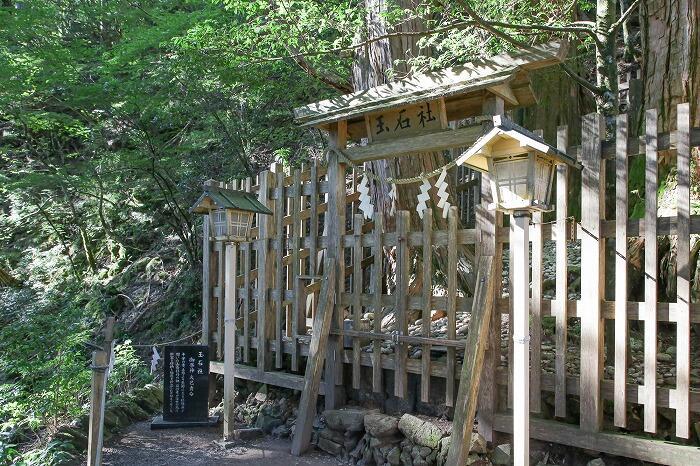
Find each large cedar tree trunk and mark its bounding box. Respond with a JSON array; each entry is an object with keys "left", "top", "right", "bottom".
[
  {"left": 353, "top": 0, "right": 473, "bottom": 299},
  {"left": 641, "top": 0, "right": 699, "bottom": 130}
]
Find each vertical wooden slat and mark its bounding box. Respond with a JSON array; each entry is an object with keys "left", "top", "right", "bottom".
[
  {"left": 476, "top": 171, "right": 501, "bottom": 443},
  {"left": 614, "top": 113, "right": 629, "bottom": 427},
  {"left": 580, "top": 112, "right": 605, "bottom": 432},
  {"left": 554, "top": 126, "right": 569, "bottom": 418},
  {"left": 286, "top": 170, "right": 294, "bottom": 339},
  {"left": 275, "top": 167, "right": 285, "bottom": 369},
  {"left": 643, "top": 109, "right": 658, "bottom": 433},
  {"left": 420, "top": 209, "right": 433, "bottom": 403},
  {"left": 531, "top": 210, "right": 543, "bottom": 414},
  {"left": 352, "top": 213, "right": 364, "bottom": 389},
  {"left": 325, "top": 122, "right": 347, "bottom": 410},
  {"left": 309, "top": 162, "right": 319, "bottom": 323},
  {"left": 394, "top": 210, "right": 409, "bottom": 398},
  {"left": 672, "top": 102, "right": 690, "bottom": 438},
  {"left": 243, "top": 241, "right": 252, "bottom": 363},
  {"left": 446, "top": 206, "right": 458, "bottom": 407},
  {"left": 310, "top": 162, "right": 319, "bottom": 274},
  {"left": 257, "top": 170, "right": 274, "bottom": 373},
  {"left": 372, "top": 215, "right": 383, "bottom": 393},
  {"left": 291, "top": 169, "right": 302, "bottom": 371},
  {"left": 216, "top": 241, "right": 225, "bottom": 360}
]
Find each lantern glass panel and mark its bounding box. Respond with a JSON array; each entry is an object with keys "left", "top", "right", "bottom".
[
  {"left": 533, "top": 155, "right": 555, "bottom": 208},
  {"left": 229, "top": 210, "right": 252, "bottom": 239},
  {"left": 213, "top": 209, "right": 227, "bottom": 237},
  {"left": 492, "top": 154, "right": 529, "bottom": 209}
]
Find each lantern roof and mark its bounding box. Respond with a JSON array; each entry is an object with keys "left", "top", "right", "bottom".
[
  {"left": 293, "top": 41, "right": 568, "bottom": 131},
  {"left": 455, "top": 115, "right": 580, "bottom": 171},
  {"left": 190, "top": 185, "right": 273, "bottom": 215}
]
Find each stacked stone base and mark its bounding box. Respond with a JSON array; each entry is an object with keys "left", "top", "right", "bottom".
[{"left": 316, "top": 410, "right": 489, "bottom": 466}]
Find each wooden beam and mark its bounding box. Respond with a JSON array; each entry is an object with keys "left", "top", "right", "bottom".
[
  {"left": 493, "top": 415, "right": 700, "bottom": 466},
  {"left": 343, "top": 125, "right": 482, "bottom": 163},
  {"left": 487, "top": 84, "right": 519, "bottom": 105},
  {"left": 291, "top": 259, "right": 336, "bottom": 456},
  {"left": 446, "top": 256, "right": 495, "bottom": 466}
]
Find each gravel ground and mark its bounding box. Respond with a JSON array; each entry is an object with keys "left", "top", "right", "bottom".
[{"left": 83, "top": 421, "right": 337, "bottom": 466}]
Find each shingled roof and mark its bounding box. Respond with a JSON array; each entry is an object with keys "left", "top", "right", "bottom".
[
  {"left": 455, "top": 115, "right": 579, "bottom": 171},
  {"left": 190, "top": 185, "right": 273, "bottom": 215},
  {"left": 294, "top": 41, "right": 568, "bottom": 131}
]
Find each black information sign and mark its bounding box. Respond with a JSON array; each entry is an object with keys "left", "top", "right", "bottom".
[{"left": 163, "top": 345, "right": 209, "bottom": 422}]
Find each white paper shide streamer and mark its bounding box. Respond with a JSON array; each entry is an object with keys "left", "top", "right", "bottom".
[
  {"left": 389, "top": 183, "right": 398, "bottom": 216},
  {"left": 150, "top": 346, "right": 161, "bottom": 374},
  {"left": 357, "top": 174, "right": 373, "bottom": 219},
  {"left": 435, "top": 168, "right": 451, "bottom": 218},
  {"left": 416, "top": 178, "right": 431, "bottom": 219}
]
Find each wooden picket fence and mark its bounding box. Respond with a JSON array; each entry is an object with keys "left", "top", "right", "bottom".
[{"left": 203, "top": 103, "right": 700, "bottom": 464}]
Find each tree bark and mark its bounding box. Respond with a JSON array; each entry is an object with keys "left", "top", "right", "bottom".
[
  {"left": 353, "top": 0, "right": 474, "bottom": 296},
  {"left": 641, "top": 0, "right": 699, "bottom": 130},
  {"left": 596, "top": 0, "right": 619, "bottom": 116}
]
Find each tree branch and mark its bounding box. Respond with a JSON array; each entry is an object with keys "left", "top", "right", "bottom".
[
  {"left": 225, "top": 21, "right": 476, "bottom": 66},
  {"left": 609, "top": 0, "right": 640, "bottom": 34},
  {"left": 284, "top": 44, "right": 354, "bottom": 93},
  {"left": 452, "top": 0, "right": 598, "bottom": 42},
  {"left": 560, "top": 62, "right": 605, "bottom": 96}
]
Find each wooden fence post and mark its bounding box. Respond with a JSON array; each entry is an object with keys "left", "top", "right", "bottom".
[
  {"left": 257, "top": 170, "right": 274, "bottom": 373},
  {"left": 87, "top": 317, "right": 115, "bottom": 466},
  {"left": 476, "top": 173, "right": 501, "bottom": 444},
  {"left": 579, "top": 112, "right": 605, "bottom": 432},
  {"left": 671, "top": 102, "right": 691, "bottom": 438},
  {"left": 223, "top": 242, "right": 238, "bottom": 439},
  {"left": 87, "top": 351, "right": 109, "bottom": 466},
  {"left": 554, "top": 125, "right": 569, "bottom": 418},
  {"left": 643, "top": 109, "right": 658, "bottom": 433},
  {"left": 614, "top": 114, "right": 628, "bottom": 428},
  {"left": 394, "top": 210, "right": 409, "bottom": 398},
  {"left": 511, "top": 211, "right": 530, "bottom": 466},
  {"left": 324, "top": 121, "right": 347, "bottom": 410}
]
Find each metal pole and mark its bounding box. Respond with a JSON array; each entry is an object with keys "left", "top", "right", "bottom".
[
  {"left": 223, "top": 241, "right": 238, "bottom": 439},
  {"left": 511, "top": 211, "right": 530, "bottom": 465}
]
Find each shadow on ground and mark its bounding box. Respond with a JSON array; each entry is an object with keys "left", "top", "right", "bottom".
[{"left": 82, "top": 421, "right": 336, "bottom": 466}]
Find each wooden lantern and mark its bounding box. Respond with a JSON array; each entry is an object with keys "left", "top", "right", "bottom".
[
  {"left": 456, "top": 115, "right": 579, "bottom": 466},
  {"left": 190, "top": 184, "right": 272, "bottom": 242},
  {"left": 456, "top": 115, "right": 578, "bottom": 213}
]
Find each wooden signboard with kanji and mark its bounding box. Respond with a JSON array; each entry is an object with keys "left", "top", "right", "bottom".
[{"left": 365, "top": 98, "right": 447, "bottom": 143}]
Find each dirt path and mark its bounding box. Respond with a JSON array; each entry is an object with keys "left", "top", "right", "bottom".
[{"left": 84, "top": 421, "right": 337, "bottom": 466}]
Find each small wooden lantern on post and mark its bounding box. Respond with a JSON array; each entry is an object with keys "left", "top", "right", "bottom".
[
  {"left": 191, "top": 182, "right": 272, "bottom": 439},
  {"left": 456, "top": 115, "right": 579, "bottom": 465}
]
